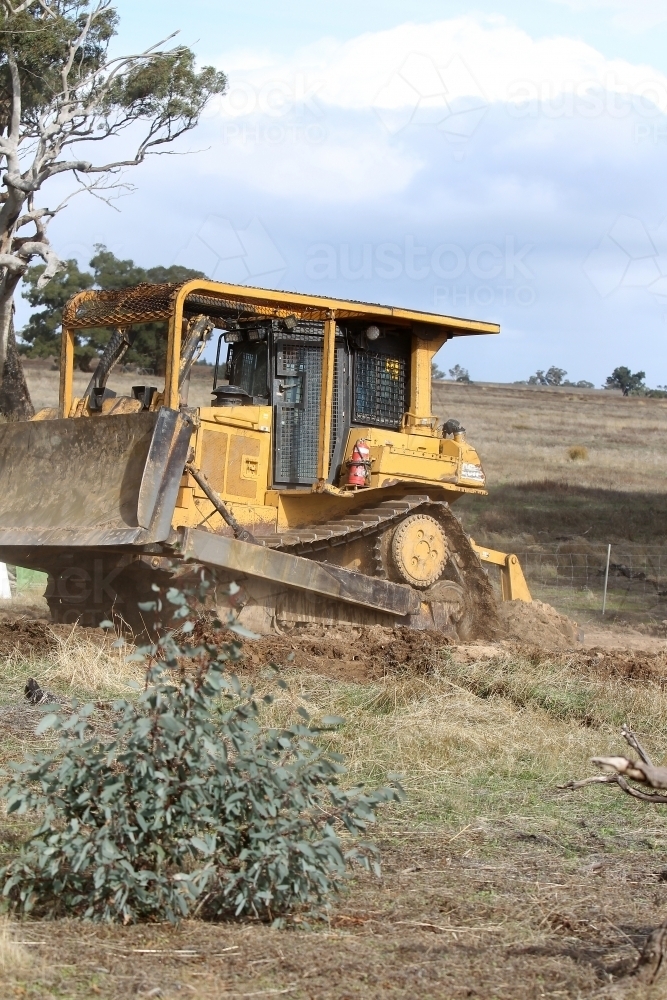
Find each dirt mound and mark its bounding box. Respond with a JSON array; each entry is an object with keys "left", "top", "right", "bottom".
[
  {"left": 577, "top": 647, "right": 667, "bottom": 685},
  {"left": 187, "top": 603, "right": 582, "bottom": 680},
  {"left": 497, "top": 599, "right": 578, "bottom": 650},
  {"left": 0, "top": 617, "right": 72, "bottom": 657},
  {"left": 190, "top": 620, "right": 454, "bottom": 683}
]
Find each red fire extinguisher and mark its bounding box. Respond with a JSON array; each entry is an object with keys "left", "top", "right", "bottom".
[{"left": 346, "top": 438, "right": 371, "bottom": 487}]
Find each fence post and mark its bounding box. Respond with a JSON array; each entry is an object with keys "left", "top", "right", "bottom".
[{"left": 602, "top": 544, "right": 611, "bottom": 615}]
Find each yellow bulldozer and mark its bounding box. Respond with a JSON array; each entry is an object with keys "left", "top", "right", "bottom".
[{"left": 0, "top": 280, "right": 530, "bottom": 637}]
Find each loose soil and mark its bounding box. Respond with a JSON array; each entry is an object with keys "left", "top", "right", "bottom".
[
  {"left": 188, "top": 598, "right": 579, "bottom": 685},
  {"left": 0, "top": 615, "right": 73, "bottom": 656},
  {"left": 497, "top": 597, "right": 579, "bottom": 649},
  {"left": 187, "top": 600, "right": 667, "bottom": 693}
]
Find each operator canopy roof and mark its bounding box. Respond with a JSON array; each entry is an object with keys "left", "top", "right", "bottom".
[{"left": 62, "top": 280, "right": 500, "bottom": 340}]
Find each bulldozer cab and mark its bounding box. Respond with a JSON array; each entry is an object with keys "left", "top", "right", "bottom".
[{"left": 58, "top": 280, "right": 499, "bottom": 492}]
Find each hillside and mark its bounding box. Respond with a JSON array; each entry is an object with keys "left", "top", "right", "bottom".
[
  {"left": 432, "top": 379, "right": 667, "bottom": 494},
  {"left": 25, "top": 364, "right": 666, "bottom": 494}
]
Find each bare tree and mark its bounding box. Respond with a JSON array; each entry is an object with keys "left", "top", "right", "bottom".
[
  {"left": 563, "top": 724, "right": 667, "bottom": 984},
  {"left": 0, "top": 0, "right": 226, "bottom": 415}
]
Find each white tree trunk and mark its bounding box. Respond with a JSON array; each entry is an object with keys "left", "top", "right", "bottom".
[{"left": 0, "top": 276, "right": 14, "bottom": 370}]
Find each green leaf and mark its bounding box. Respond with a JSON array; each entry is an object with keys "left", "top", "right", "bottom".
[
  {"left": 190, "top": 836, "right": 211, "bottom": 855},
  {"left": 34, "top": 714, "right": 59, "bottom": 735},
  {"left": 228, "top": 622, "right": 259, "bottom": 639}
]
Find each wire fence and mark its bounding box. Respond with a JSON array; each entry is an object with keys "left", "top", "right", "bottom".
[
  {"left": 517, "top": 550, "right": 666, "bottom": 593},
  {"left": 512, "top": 546, "right": 667, "bottom": 622}
]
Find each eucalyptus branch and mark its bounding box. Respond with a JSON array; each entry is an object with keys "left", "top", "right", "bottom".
[
  {"left": 1, "top": 0, "right": 57, "bottom": 16},
  {"left": 561, "top": 725, "right": 667, "bottom": 805},
  {"left": 0, "top": 0, "right": 226, "bottom": 382}
]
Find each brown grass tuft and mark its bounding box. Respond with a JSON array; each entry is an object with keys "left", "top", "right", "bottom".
[
  {"left": 41, "top": 627, "right": 143, "bottom": 695},
  {"left": 1, "top": 625, "right": 143, "bottom": 698},
  {"left": 567, "top": 445, "right": 588, "bottom": 461}
]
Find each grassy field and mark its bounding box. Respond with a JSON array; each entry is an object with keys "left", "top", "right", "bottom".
[
  {"left": 2, "top": 634, "right": 667, "bottom": 997},
  {"left": 23, "top": 358, "right": 218, "bottom": 412},
  {"left": 1, "top": 367, "right": 664, "bottom": 998},
  {"left": 432, "top": 380, "right": 667, "bottom": 494},
  {"left": 431, "top": 381, "right": 667, "bottom": 626}
]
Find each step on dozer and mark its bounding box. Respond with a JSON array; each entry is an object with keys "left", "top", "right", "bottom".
[{"left": 0, "top": 280, "right": 530, "bottom": 637}]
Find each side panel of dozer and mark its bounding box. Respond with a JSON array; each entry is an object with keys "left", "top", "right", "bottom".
[{"left": 0, "top": 409, "right": 193, "bottom": 549}]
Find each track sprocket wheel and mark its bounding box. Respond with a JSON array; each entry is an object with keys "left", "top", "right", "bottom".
[{"left": 390, "top": 514, "right": 449, "bottom": 588}]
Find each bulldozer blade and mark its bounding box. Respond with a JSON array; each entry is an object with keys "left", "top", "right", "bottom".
[
  {"left": 0, "top": 409, "right": 194, "bottom": 549},
  {"left": 178, "top": 526, "right": 421, "bottom": 617}
]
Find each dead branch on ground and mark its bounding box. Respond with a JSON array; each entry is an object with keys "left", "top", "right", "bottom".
[{"left": 561, "top": 723, "right": 667, "bottom": 983}]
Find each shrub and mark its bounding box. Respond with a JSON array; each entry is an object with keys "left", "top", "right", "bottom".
[
  {"left": 0, "top": 581, "right": 401, "bottom": 924},
  {"left": 528, "top": 366, "right": 567, "bottom": 386},
  {"left": 448, "top": 364, "right": 471, "bottom": 383},
  {"left": 567, "top": 445, "right": 588, "bottom": 461}
]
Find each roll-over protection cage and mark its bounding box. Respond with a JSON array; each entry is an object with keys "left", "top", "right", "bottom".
[{"left": 60, "top": 279, "right": 499, "bottom": 488}]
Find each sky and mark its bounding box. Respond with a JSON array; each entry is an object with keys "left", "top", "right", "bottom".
[{"left": 21, "top": 0, "right": 667, "bottom": 385}]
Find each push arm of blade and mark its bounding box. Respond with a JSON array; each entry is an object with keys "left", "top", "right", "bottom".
[
  {"left": 470, "top": 540, "right": 532, "bottom": 602},
  {"left": 185, "top": 462, "right": 257, "bottom": 544},
  {"left": 83, "top": 327, "right": 136, "bottom": 398},
  {"left": 179, "top": 315, "right": 215, "bottom": 390},
  {"left": 179, "top": 528, "right": 420, "bottom": 616}
]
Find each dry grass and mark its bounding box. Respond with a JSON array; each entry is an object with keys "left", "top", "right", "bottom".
[
  {"left": 0, "top": 626, "right": 142, "bottom": 703},
  {"left": 433, "top": 381, "right": 667, "bottom": 492},
  {"left": 23, "top": 360, "right": 215, "bottom": 412},
  {"left": 40, "top": 628, "right": 143, "bottom": 695},
  {"left": 251, "top": 650, "right": 667, "bottom": 819},
  {"left": 568, "top": 445, "right": 589, "bottom": 461},
  {"left": 0, "top": 917, "right": 32, "bottom": 978},
  {"left": 4, "top": 634, "right": 660, "bottom": 820}
]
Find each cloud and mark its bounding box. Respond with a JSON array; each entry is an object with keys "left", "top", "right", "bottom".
[
  {"left": 21, "top": 15, "right": 667, "bottom": 387},
  {"left": 216, "top": 15, "right": 667, "bottom": 112},
  {"left": 551, "top": 0, "right": 667, "bottom": 30}
]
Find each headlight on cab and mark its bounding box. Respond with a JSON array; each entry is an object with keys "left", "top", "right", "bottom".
[{"left": 461, "top": 462, "right": 485, "bottom": 483}]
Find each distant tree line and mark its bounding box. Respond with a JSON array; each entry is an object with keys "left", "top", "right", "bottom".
[
  {"left": 523, "top": 366, "right": 594, "bottom": 388},
  {"left": 19, "top": 248, "right": 204, "bottom": 374},
  {"left": 519, "top": 365, "right": 667, "bottom": 397}
]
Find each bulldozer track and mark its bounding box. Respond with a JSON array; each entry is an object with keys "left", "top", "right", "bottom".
[
  {"left": 258, "top": 495, "right": 500, "bottom": 638},
  {"left": 258, "top": 495, "right": 432, "bottom": 558}
]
